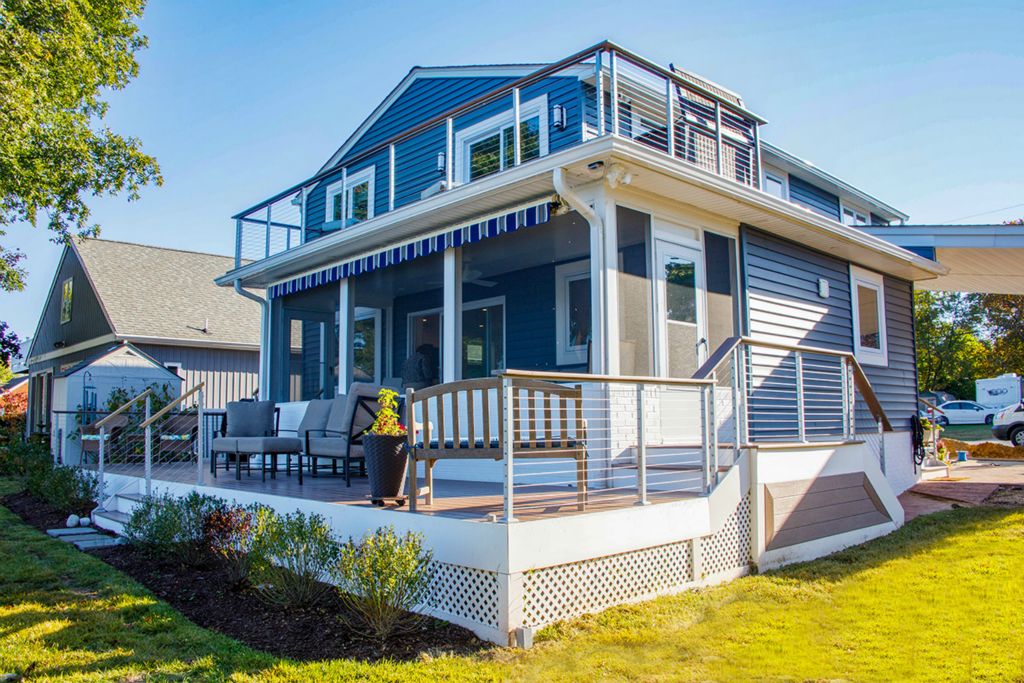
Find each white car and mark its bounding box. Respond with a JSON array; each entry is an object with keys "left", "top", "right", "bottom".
[
  {"left": 933, "top": 400, "right": 1000, "bottom": 426},
  {"left": 993, "top": 404, "right": 1024, "bottom": 446}
]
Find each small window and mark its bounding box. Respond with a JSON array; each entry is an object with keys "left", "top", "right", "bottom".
[
  {"left": 456, "top": 96, "right": 548, "bottom": 184},
  {"left": 163, "top": 362, "right": 183, "bottom": 378},
  {"left": 324, "top": 166, "right": 375, "bottom": 226},
  {"left": 60, "top": 277, "right": 73, "bottom": 324},
  {"left": 555, "top": 260, "right": 591, "bottom": 365},
  {"left": 850, "top": 265, "right": 887, "bottom": 366},
  {"left": 763, "top": 171, "right": 788, "bottom": 200},
  {"left": 842, "top": 205, "right": 869, "bottom": 227}
]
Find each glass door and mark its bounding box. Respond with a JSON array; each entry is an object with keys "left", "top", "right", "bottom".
[{"left": 654, "top": 240, "right": 705, "bottom": 378}]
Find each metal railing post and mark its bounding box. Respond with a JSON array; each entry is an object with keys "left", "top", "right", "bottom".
[
  {"left": 795, "top": 351, "right": 806, "bottom": 442},
  {"left": 234, "top": 219, "right": 243, "bottom": 269},
  {"left": 609, "top": 49, "right": 620, "bottom": 136},
  {"left": 841, "top": 359, "right": 853, "bottom": 440},
  {"left": 730, "top": 347, "right": 742, "bottom": 446},
  {"left": 144, "top": 394, "right": 152, "bottom": 496},
  {"left": 877, "top": 417, "right": 887, "bottom": 474},
  {"left": 264, "top": 205, "right": 272, "bottom": 259},
  {"left": 502, "top": 376, "right": 516, "bottom": 522},
  {"left": 752, "top": 119, "right": 762, "bottom": 188},
  {"left": 512, "top": 87, "right": 522, "bottom": 167},
  {"left": 701, "top": 385, "right": 711, "bottom": 494},
  {"left": 709, "top": 375, "right": 719, "bottom": 486},
  {"left": 98, "top": 425, "right": 106, "bottom": 504},
  {"left": 636, "top": 383, "right": 648, "bottom": 506},
  {"left": 714, "top": 101, "right": 724, "bottom": 175},
  {"left": 196, "top": 389, "right": 205, "bottom": 485},
  {"left": 595, "top": 50, "right": 606, "bottom": 137},
  {"left": 665, "top": 77, "right": 675, "bottom": 157}
]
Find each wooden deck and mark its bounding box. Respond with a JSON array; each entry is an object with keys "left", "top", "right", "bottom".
[{"left": 99, "top": 462, "right": 696, "bottom": 521}]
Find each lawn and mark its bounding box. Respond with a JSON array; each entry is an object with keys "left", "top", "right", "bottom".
[
  {"left": 941, "top": 423, "right": 1002, "bottom": 443},
  {"left": 2, "top": 477, "right": 1023, "bottom": 682}
]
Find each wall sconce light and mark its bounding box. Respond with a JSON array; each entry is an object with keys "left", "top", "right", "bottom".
[
  {"left": 552, "top": 104, "right": 566, "bottom": 130},
  {"left": 436, "top": 151, "right": 446, "bottom": 174}
]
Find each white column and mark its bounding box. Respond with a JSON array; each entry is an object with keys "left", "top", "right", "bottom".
[
  {"left": 338, "top": 278, "right": 353, "bottom": 394},
  {"left": 442, "top": 247, "right": 462, "bottom": 382},
  {"left": 602, "top": 197, "right": 620, "bottom": 376},
  {"left": 589, "top": 219, "right": 606, "bottom": 374}
]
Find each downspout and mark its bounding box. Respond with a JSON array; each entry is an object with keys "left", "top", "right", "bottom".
[
  {"left": 234, "top": 281, "right": 270, "bottom": 400},
  {"left": 553, "top": 167, "right": 600, "bottom": 227}
]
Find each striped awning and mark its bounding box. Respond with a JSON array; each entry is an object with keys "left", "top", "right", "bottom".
[{"left": 268, "top": 200, "right": 552, "bottom": 299}]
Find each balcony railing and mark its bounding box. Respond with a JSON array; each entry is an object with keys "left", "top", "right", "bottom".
[{"left": 232, "top": 41, "right": 765, "bottom": 268}]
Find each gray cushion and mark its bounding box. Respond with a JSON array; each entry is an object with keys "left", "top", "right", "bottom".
[
  {"left": 235, "top": 436, "right": 302, "bottom": 454},
  {"left": 298, "top": 399, "right": 334, "bottom": 439},
  {"left": 226, "top": 400, "right": 275, "bottom": 437},
  {"left": 323, "top": 394, "right": 351, "bottom": 434},
  {"left": 306, "top": 435, "right": 347, "bottom": 457},
  {"left": 343, "top": 382, "right": 384, "bottom": 437},
  {"left": 211, "top": 437, "right": 238, "bottom": 453}
]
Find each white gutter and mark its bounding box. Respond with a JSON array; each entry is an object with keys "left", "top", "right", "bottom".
[{"left": 234, "top": 281, "right": 271, "bottom": 399}]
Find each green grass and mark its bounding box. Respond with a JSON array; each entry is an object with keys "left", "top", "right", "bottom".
[
  {"left": 941, "top": 423, "right": 1001, "bottom": 442},
  {"left": 2, "top": 476, "right": 1024, "bottom": 682}
]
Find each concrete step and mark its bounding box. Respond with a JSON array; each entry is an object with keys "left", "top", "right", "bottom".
[
  {"left": 92, "top": 509, "right": 130, "bottom": 535},
  {"left": 113, "top": 492, "right": 145, "bottom": 514}
]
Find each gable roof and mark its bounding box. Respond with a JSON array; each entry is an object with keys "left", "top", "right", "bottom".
[
  {"left": 56, "top": 341, "right": 183, "bottom": 379},
  {"left": 318, "top": 63, "right": 544, "bottom": 174},
  {"left": 70, "top": 239, "right": 260, "bottom": 348}
]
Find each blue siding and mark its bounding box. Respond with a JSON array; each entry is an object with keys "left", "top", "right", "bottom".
[
  {"left": 863, "top": 276, "right": 918, "bottom": 423},
  {"left": 789, "top": 175, "right": 841, "bottom": 221}
]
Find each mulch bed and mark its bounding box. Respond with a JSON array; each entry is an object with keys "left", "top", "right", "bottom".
[
  {"left": 983, "top": 485, "right": 1024, "bottom": 508},
  {"left": 2, "top": 488, "right": 489, "bottom": 663}
]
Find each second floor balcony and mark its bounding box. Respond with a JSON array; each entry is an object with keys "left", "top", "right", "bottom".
[{"left": 232, "top": 41, "right": 766, "bottom": 269}]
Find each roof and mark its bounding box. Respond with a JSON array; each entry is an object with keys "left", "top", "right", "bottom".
[
  {"left": 72, "top": 239, "right": 260, "bottom": 348},
  {"left": 0, "top": 377, "right": 27, "bottom": 394},
  {"left": 56, "top": 341, "right": 182, "bottom": 378}
]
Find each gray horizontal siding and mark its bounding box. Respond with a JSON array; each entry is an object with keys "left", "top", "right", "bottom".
[
  {"left": 789, "top": 175, "right": 840, "bottom": 221},
  {"left": 862, "top": 276, "right": 918, "bottom": 424}
]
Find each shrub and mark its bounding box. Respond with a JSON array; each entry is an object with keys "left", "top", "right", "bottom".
[
  {"left": 334, "top": 526, "right": 432, "bottom": 641},
  {"left": 39, "top": 465, "right": 99, "bottom": 515},
  {"left": 205, "top": 503, "right": 266, "bottom": 588},
  {"left": 253, "top": 510, "right": 339, "bottom": 608},
  {"left": 123, "top": 491, "right": 224, "bottom": 565}
]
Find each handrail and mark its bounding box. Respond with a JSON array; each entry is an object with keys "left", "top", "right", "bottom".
[
  {"left": 95, "top": 388, "right": 153, "bottom": 428},
  {"left": 232, "top": 41, "right": 765, "bottom": 220},
  {"left": 692, "top": 336, "right": 743, "bottom": 380},
  {"left": 139, "top": 383, "right": 205, "bottom": 430},
  {"left": 501, "top": 369, "right": 715, "bottom": 387},
  {"left": 917, "top": 396, "right": 945, "bottom": 414},
  {"left": 847, "top": 358, "right": 893, "bottom": 432}
]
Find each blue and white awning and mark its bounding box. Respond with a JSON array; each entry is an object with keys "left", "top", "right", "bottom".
[{"left": 269, "top": 201, "right": 552, "bottom": 299}]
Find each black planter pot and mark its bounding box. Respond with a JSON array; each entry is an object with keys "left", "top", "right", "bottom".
[{"left": 363, "top": 434, "right": 408, "bottom": 503}]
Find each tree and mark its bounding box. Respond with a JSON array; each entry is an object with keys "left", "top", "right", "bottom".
[
  {"left": 0, "top": 0, "right": 161, "bottom": 295},
  {"left": 914, "top": 291, "right": 991, "bottom": 398}
]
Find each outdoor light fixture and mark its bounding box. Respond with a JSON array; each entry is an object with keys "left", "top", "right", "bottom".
[
  {"left": 552, "top": 104, "right": 566, "bottom": 130},
  {"left": 436, "top": 151, "right": 446, "bottom": 174}
]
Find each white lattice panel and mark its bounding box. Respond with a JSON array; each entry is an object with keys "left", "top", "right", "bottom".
[
  {"left": 700, "top": 494, "right": 752, "bottom": 577},
  {"left": 522, "top": 540, "right": 694, "bottom": 627},
  {"left": 426, "top": 562, "right": 501, "bottom": 629}
]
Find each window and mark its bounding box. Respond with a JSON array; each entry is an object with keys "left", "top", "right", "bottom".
[
  {"left": 60, "top": 277, "right": 73, "bottom": 324},
  {"left": 456, "top": 96, "right": 548, "bottom": 183},
  {"left": 324, "top": 166, "right": 375, "bottom": 226},
  {"left": 555, "top": 260, "right": 591, "bottom": 365},
  {"left": 850, "top": 265, "right": 887, "bottom": 366},
  {"left": 163, "top": 362, "right": 183, "bottom": 378},
  {"left": 841, "top": 204, "right": 869, "bottom": 227},
  {"left": 763, "top": 170, "right": 788, "bottom": 200},
  {"left": 461, "top": 299, "right": 505, "bottom": 379}
]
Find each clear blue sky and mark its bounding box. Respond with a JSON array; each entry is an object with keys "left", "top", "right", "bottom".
[{"left": 4, "top": 0, "right": 1022, "bottom": 342}]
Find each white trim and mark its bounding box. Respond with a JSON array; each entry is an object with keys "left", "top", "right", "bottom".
[
  {"left": 653, "top": 234, "right": 706, "bottom": 377},
  {"left": 407, "top": 297, "right": 507, "bottom": 380},
  {"left": 454, "top": 95, "right": 549, "bottom": 185},
  {"left": 850, "top": 265, "right": 888, "bottom": 367},
  {"left": 762, "top": 166, "right": 789, "bottom": 201},
  {"left": 26, "top": 334, "right": 119, "bottom": 365},
  {"left": 555, "top": 259, "right": 591, "bottom": 366},
  {"left": 163, "top": 361, "right": 183, "bottom": 378},
  {"left": 840, "top": 201, "right": 870, "bottom": 227},
  {"left": 325, "top": 166, "right": 376, "bottom": 226}
]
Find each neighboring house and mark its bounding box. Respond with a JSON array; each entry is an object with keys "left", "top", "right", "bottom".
[
  {"left": 91, "top": 41, "right": 1010, "bottom": 646},
  {"left": 24, "top": 239, "right": 261, "bottom": 437},
  {"left": 0, "top": 376, "right": 28, "bottom": 418}
]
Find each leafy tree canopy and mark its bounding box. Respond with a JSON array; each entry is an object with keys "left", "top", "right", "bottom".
[{"left": 0, "top": 0, "right": 161, "bottom": 294}]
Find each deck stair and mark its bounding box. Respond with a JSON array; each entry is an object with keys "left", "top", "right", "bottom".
[{"left": 93, "top": 491, "right": 145, "bottom": 536}]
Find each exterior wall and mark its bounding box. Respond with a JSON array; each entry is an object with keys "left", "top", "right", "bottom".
[
  {"left": 861, "top": 276, "right": 918, "bottom": 424},
  {"left": 788, "top": 175, "right": 841, "bottom": 221},
  {"left": 28, "top": 248, "right": 112, "bottom": 358},
  {"left": 140, "top": 344, "right": 259, "bottom": 409},
  {"left": 304, "top": 75, "right": 584, "bottom": 241}
]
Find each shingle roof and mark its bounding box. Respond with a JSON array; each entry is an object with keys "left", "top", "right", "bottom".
[{"left": 73, "top": 239, "right": 260, "bottom": 348}]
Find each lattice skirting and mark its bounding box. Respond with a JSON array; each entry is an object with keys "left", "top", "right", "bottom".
[
  {"left": 424, "top": 562, "right": 501, "bottom": 630},
  {"left": 522, "top": 494, "right": 752, "bottom": 628}
]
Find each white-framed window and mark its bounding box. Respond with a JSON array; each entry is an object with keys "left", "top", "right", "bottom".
[
  {"left": 841, "top": 203, "right": 870, "bottom": 227},
  {"left": 555, "top": 260, "right": 591, "bottom": 366},
  {"left": 455, "top": 95, "right": 548, "bottom": 184},
  {"left": 163, "top": 362, "right": 183, "bottom": 378},
  {"left": 324, "top": 166, "right": 375, "bottom": 226},
  {"left": 850, "top": 265, "right": 887, "bottom": 366},
  {"left": 763, "top": 169, "right": 788, "bottom": 200}
]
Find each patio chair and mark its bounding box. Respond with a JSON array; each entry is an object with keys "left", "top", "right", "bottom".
[
  {"left": 406, "top": 377, "right": 588, "bottom": 512},
  {"left": 157, "top": 413, "right": 199, "bottom": 462},
  {"left": 305, "top": 383, "right": 395, "bottom": 486},
  {"left": 79, "top": 414, "right": 129, "bottom": 464},
  {"left": 210, "top": 400, "right": 302, "bottom": 482}
]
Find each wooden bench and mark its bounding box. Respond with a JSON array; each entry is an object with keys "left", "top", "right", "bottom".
[{"left": 405, "top": 377, "right": 588, "bottom": 512}]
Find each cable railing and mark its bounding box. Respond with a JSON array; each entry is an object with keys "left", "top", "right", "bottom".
[{"left": 233, "top": 41, "right": 764, "bottom": 267}]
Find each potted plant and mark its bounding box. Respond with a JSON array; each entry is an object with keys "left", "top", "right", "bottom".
[{"left": 363, "top": 388, "right": 408, "bottom": 505}]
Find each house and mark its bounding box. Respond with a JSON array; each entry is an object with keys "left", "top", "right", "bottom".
[
  {"left": 88, "top": 41, "right": 966, "bottom": 646},
  {"left": 0, "top": 376, "right": 28, "bottom": 418},
  {"left": 24, "top": 239, "right": 262, "bottom": 440}
]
